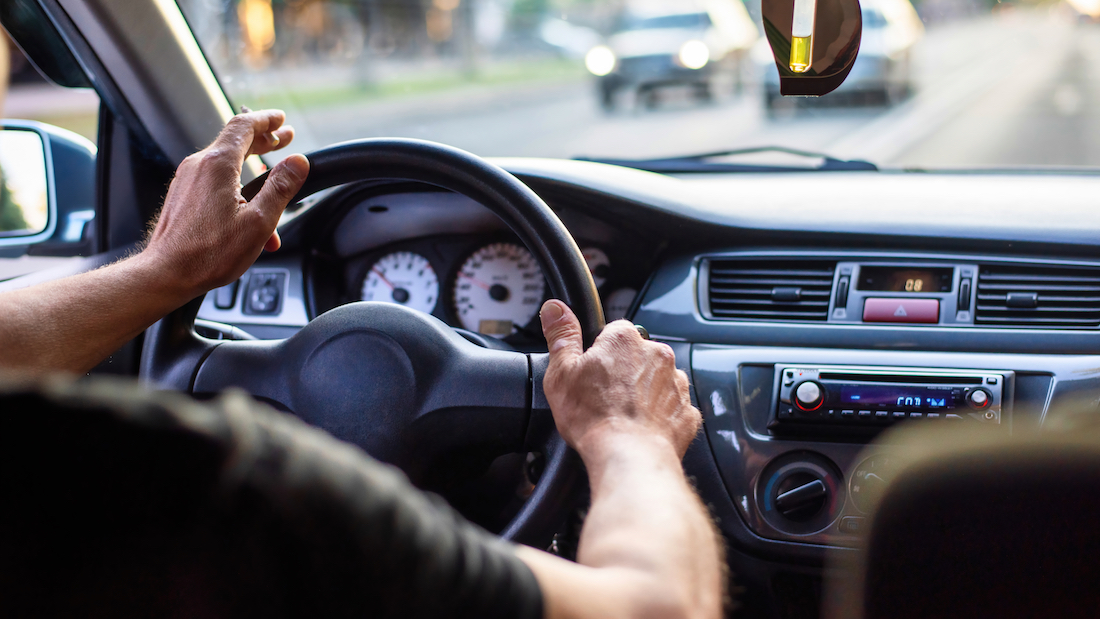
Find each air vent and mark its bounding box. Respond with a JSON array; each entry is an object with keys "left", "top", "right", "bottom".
[
  {"left": 707, "top": 259, "right": 836, "bottom": 321},
  {"left": 975, "top": 265, "right": 1100, "bottom": 329}
]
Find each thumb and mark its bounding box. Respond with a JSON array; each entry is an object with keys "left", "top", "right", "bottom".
[
  {"left": 251, "top": 154, "right": 309, "bottom": 220},
  {"left": 541, "top": 300, "right": 582, "bottom": 366}
]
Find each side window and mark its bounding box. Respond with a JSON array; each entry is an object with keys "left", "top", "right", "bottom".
[{"left": 0, "top": 29, "right": 100, "bottom": 281}]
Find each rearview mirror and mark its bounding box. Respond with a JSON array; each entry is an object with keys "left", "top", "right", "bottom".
[
  {"left": 761, "top": 0, "right": 863, "bottom": 97},
  {"left": 0, "top": 120, "right": 96, "bottom": 257}
]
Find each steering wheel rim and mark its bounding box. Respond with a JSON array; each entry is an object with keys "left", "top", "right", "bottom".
[{"left": 142, "top": 138, "right": 605, "bottom": 547}]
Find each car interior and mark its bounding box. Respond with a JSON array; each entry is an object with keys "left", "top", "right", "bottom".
[{"left": 3, "top": 0, "right": 1100, "bottom": 616}]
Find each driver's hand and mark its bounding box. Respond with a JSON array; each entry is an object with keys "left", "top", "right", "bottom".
[
  {"left": 144, "top": 109, "right": 309, "bottom": 297},
  {"left": 540, "top": 300, "right": 701, "bottom": 459}
]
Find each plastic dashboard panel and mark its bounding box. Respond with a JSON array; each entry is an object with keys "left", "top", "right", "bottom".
[
  {"left": 628, "top": 248, "right": 1100, "bottom": 560},
  {"left": 634, "top": 250, "right": 1100, "bottom": 354}
]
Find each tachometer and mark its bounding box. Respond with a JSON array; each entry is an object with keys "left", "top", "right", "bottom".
[
  {"left": 361, "top": 251, "right": 439, "bottom": 314},
  {"left": 453, "top": 242, "right": 546, "bottom": 336}
]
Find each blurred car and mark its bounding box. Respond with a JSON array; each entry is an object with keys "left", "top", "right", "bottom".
[
  {"left": 584, "top": 0, "right": 758, "bottom": 110},
  {"left": 758, "top": 0, "right": 924, "bottom": 112}
]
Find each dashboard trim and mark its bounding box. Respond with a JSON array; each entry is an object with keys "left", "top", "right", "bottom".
[{"left": 634, "top": 250, "right": 1100, "bottom": 355}]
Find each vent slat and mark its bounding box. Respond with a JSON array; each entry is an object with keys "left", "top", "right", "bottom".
[
  {"left": 979, "top": 273, "right": 1100, "bottom": 283},
  {"left": 710, "top": 269, "right": 835, "bottom": 277},
  {"left": 975, "top": 264, "right": 1100, "bottom": 329},
  {"left": 710, "top": 288, "right": 832, "bottom": 298},
  {"left": 707, "top": 259, "right": 836, "bottom": 322},
  {"left": 709, "top": 277, "right": 835, "bottom": 287}
]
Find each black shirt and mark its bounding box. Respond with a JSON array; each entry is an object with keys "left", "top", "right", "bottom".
[{"left": 0, "top": 377, "right": 544, "bottom": 619}]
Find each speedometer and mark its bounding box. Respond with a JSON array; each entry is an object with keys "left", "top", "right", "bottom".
[
  {"left": 453, "top": 242, "right": 546, "bottom": 336},
  {"left": 361, "top": 251, "right": 439, "bottom": 314}
]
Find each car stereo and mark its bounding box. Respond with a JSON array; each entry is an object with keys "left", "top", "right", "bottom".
[{"left": 772, "top": 365, "right": 1011, "bottom": 433}]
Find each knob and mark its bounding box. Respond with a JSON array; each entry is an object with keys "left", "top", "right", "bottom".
[
  {"left": 794, "top": 381, "right": 823, "bottom": 410},
  {"left": 967, "top": 388, "right": 991, "bottom": 409},
  {"left": 774, "top": 472, "right": 828, "bottom": 522}
]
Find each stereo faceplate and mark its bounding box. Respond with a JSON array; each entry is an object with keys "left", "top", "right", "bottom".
[{"left": 774, "top": 365, "right": 1010, "bottom": 432}]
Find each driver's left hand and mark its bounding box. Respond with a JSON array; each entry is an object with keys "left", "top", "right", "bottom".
[{"left": 143, "top": 109, "right": 309, "bottom": 298}]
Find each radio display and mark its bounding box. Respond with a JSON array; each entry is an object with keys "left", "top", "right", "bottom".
[
  {"left": 839, "top": 385, "right": 957, "bottom": 409},
  {"left": 859, "top": 266, "right": 953, "bottom": 293}
]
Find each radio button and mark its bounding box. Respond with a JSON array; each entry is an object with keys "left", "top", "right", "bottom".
[
  {"left": 841, "top": 410, "right": 855, "bottom": 419},
  {"left": 892, "top": 412, "right": 906, "bottom": 420},
  {"left": 875, "top": 411, "right": 889, "bottom": 419},
  {"left": 839, "top": 516, "right": 865, "bottom": 534},
  {"left": 858, "top": 410, "right": 872, "bottom": 420},
  {"left": 927, "top": 413, "right": 940, "bottom": 419},
  {"left": 909, "top": 412, "right": 923, "bottom": 419},
  {"left": 967, "top": 388, "right": 992, "bottom": 409},
  {"left": 946, "top": 414, "right": 963, "bottom": 420},
  {"left": 794, "top": 381, "right": 823, "bottom": 409},
  {"left": 862, "top": 298, "right": 940, "bottom": 323}
]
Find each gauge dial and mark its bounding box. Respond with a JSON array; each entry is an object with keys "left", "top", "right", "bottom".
[
  {"left": 604, "top": 287, "right": 637, "bottom": 322},
  {"left": 453, "top": 242, "right": 546, "bottom": 336},
  {"left": 582, "top": 247, "right": 611, "bottom": 288},
  {"left": 361, "top": 251, "right": 439, "bottom": 314},
  {"left": 849, "top": 454, "right": 898, "bottom": 514}
]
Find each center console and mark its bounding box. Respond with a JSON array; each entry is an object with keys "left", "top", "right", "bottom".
[{"left": 688, "top": 347, "right": 1050, "bottom": 548}]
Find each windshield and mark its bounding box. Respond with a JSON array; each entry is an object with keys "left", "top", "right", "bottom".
[
  {"left": 620, "top": 12, "right": 713, "bottom": 31},
  {"left": 177, "top": 0, "right": 1100, "bottom": 170}
]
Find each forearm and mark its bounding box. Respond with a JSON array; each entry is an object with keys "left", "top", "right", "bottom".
[
  {"left": 0, "top": 252, "right": 194, "bottom": 375},
  {"left": 579, "top": 431, "right": 717, "bottom": 565},
  {"left": 577, "top": 431, "right": 723, "bottom": 615},
  {"left": 518, "top": 430, "right": 723, "bottom": 619}
]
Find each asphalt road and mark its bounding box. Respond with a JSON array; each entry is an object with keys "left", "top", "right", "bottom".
[{"left": 290, "top": 8, "right": 1100, "bottom": 170}]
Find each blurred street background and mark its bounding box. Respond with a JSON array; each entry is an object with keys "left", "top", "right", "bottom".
[{"left": 5, "top": 0, "right": 1100, "bottom": 168}]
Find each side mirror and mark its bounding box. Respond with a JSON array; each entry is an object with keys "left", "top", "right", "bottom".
[
  {"left": 0, "top": 120, "right": 96, "bottom": 258},
  {"left": 761, "top": 0, "right": 863, "bottom": 97}
]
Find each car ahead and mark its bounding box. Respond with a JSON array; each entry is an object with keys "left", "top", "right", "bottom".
[
  {"left": 584, "top": 0, "right": 758, "bottom": 110},
  {"left": 759, "top": 0, "right": 923, "bottom": 112},
  {"left": 4, "top": 0, "right": 1100, "bottom": 617}
]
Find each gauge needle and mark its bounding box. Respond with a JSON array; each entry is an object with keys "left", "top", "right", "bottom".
[
  {"left": 372, "top": 268, "right": 396, "bottom": 290},
  {"left": 865, "top": 473, "right": 885, "bottom": 482},
  {"left": 459, "top": 271, "right": 492, "bottom": 291}
]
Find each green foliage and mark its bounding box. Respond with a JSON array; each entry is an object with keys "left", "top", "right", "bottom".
[{"left": 0, "top": 173, "right": 30, "bottom": 234}]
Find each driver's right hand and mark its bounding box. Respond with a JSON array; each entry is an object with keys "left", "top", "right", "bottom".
[{"left": 539, "top": 300, "right": 701, "bottom": 460}]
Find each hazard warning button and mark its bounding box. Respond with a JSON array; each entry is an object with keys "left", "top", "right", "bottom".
[{"left": 863, "top": 298, "right": 940, "bottom": 324}]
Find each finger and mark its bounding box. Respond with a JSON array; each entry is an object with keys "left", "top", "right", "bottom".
[
  {"left": 264, "top": 230, "right": 282, "bottom": 253},
  {"left": 250, "top": 154, "right": 309, "bottom": 224},
  {"left": 249, "top": 125, "right": 295, "bottom": 157},
  {"left": 214, "top": 109, "right": 287, "bottom": 163},
  {"left": 540, "top": 300, "right": 583, "bottom": 365}
]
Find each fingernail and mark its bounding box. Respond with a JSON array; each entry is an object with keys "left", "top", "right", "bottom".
[
  {"left": 270, "top": 134, "right": 281, "bottom": 148},
  {"left": 282, "top": 154, "right": 309, "bottom": 181},
  {"left": 540, "top": 300, "right": 564, "bottom": 326}
]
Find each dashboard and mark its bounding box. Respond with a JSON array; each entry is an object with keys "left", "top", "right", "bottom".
[{"left": 196, "top": 160, "right": 1100, "bottom": 616}]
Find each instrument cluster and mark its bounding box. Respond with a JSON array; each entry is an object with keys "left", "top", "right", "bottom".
[{"left": 345, "top": 235, "right": 640, "bottom": 344}]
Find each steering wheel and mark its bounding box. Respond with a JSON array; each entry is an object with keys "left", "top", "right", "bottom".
[{"left": 140, "top": 139, "right": 604, "bottom": 547}]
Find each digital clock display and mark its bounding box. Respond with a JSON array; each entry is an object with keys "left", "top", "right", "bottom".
[
  {"left": 859, "top": 266, "right": 953, "bottom": 293},
  {"left": 839, "top": 385, "right": 957, "bottom": 409}
]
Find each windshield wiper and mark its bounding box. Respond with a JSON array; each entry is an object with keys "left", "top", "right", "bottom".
[{"left": 576, "top": 146, "right": 878, "bottom": 173}]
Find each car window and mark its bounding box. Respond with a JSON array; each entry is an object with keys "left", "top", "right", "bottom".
[{"left": 178, "top": 0, "right": 1100, "bottom": 171}]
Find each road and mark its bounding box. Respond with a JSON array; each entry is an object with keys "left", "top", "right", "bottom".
[{"left": 288, "top": 8, "right": 1100, "bottom": 169}]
